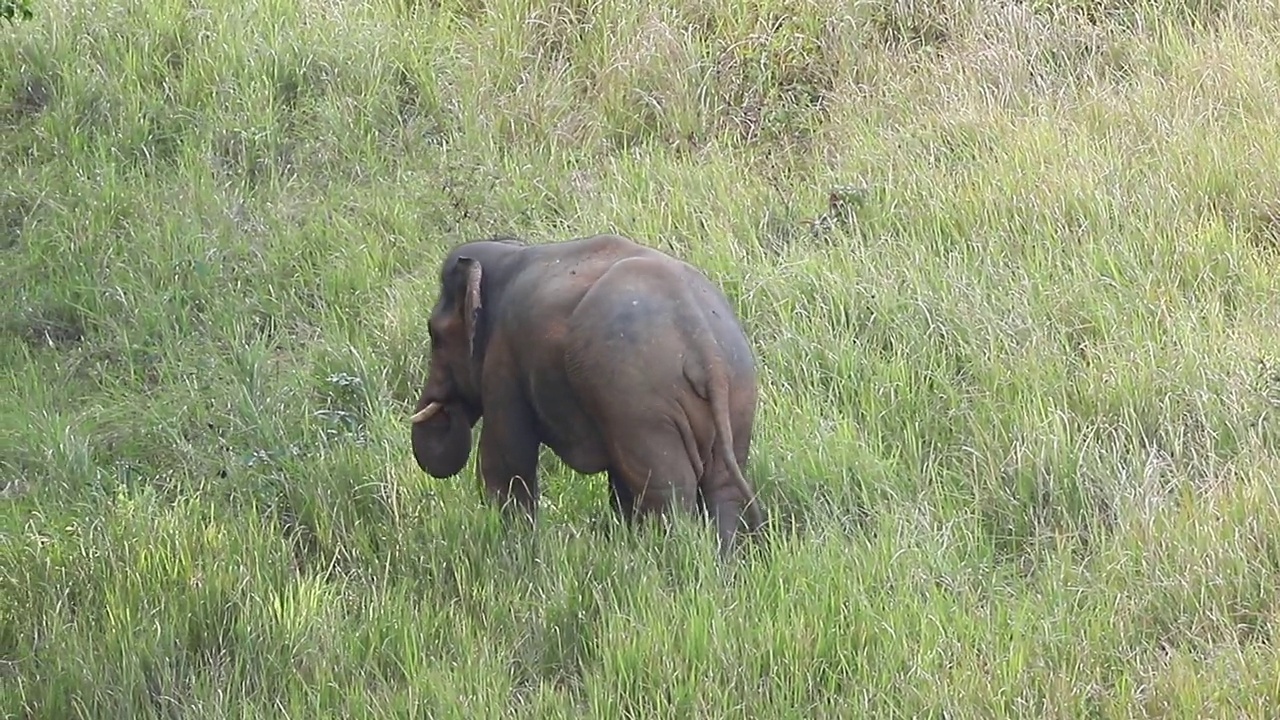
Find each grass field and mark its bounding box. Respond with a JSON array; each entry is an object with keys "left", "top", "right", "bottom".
[{"left": 4, "top": 0, "right": 1280, "bottom": 715}]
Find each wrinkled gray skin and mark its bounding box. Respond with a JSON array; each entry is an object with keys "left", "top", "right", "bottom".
[{"left": 409, "top": 233, "right": 764, "bottom": 557}]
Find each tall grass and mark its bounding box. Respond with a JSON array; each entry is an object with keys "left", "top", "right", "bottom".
[{"left": 3, "top": 0, "right": 1280, "bottom": 715}]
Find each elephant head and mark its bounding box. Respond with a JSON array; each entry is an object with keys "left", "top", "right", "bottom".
[{"left": 409, "top": 240, "right": 519, "bottom": 478}]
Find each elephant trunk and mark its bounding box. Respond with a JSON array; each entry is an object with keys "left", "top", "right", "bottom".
[{"left": 410, "top": 401, "right": 474, "bottom": 478}]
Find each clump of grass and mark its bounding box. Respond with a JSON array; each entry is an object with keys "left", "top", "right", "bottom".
[{"left": 3, "top": 0, "right": 1280, "bottom": 716}]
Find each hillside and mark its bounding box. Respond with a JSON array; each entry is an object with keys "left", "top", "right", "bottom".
[{"left": 4, "top": 0, "right": 1280, "bottom": 716}]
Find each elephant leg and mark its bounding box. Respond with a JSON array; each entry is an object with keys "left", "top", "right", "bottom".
[
  {"left": 607, "top": 469, "right": 637, "bottom": 525},
  {"left": 695, "top": 487, "right": 711, "bottom": 522},
  {"left": 701, "top": 451, "right": 761, "bottom": 560},
  {"left": 607, "top": 427, "right": 700, "bottom": 528},
  {"left": 476, "top": 400, "right": 541, "bottom": 522},
  {"left": 709, "top": 494, "right": 748, "bottom": 560}
]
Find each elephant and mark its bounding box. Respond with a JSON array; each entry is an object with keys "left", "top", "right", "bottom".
[{"left": 408, "top": 233, "right": 765, "bottom": 557}]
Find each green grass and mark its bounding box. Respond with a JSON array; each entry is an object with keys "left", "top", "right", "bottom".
[{"left": 4, "top": 0, "right": 1280, "bottom": 715}]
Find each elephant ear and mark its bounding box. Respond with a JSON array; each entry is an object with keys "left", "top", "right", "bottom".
[{"left": 455, "top": 256, "right": 483, "bottom": 358}]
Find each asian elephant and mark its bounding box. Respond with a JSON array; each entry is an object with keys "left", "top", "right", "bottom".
[{"left": 408, "top": 233, "right": 765, "bottom": 557}]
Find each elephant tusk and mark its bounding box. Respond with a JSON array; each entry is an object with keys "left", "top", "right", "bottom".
[{"left": 409, "top": 401, "right": 443, "bottom": 424}]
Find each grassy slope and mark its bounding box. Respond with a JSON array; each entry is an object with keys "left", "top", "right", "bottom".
[{"left": 4, "top": 0, "right": 1280, "bottom": 715}]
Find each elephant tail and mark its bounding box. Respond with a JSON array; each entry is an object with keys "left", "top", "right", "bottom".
[{"left": 706, "top": 368, "right": 766, "bottom": 535}]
